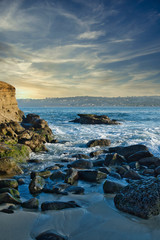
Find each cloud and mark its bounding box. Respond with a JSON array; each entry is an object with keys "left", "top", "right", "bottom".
[{"left": 77, "top": 31, "right": 105, "bottom": 40}]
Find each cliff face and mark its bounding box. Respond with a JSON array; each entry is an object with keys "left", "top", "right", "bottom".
[{"left": 0, "top": 81, "right": 23, "bottom": 123}]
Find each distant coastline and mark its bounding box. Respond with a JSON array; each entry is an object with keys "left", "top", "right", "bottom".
[{"left": 17, "top": 96, "right": 160, "bottom": 107}]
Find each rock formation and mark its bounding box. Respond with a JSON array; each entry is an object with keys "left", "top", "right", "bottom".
[{"left": 0, "top": 81, "right": 23, "bottom": 123}]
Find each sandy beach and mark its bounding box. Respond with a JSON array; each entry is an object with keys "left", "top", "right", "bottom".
[{"left": 1, "top": 192, "right": 160, "bottom": 240}]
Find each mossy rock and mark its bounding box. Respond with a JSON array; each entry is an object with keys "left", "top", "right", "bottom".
[
  {"left": 0, "top": 188, "right": 20, "bottom": 198},
  {"left": 0, "top": 157, "right": 23, "bottom": 176},
  {"left": 0, "top": 179, "right": 18, "bottom": 189},
  {"left": 0, "top": 192, "right": 21, "bottom": 204},
  {"left": 0, "top": 143, "right": 31, "bottom": 163}
]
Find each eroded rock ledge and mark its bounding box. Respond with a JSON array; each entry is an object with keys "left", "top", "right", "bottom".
[{"left": 0, "top": 81, "right": 23, "bottom": 123}]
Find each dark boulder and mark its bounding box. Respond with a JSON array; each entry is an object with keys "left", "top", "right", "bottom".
[
  {"left": 67, "top": 159, "right": 93, "bottom": 169},
  {"left": 29, "top": 176, "right": 45, "bottom": 194},
  {"left": 90, "top": 149, "right": 108, "bottom": 157},
  {"left": 22, "top": 198, "right": 39, "bottom": 209},
  {"left": 109, "top": 144, "right": 148, "bottom": 159},
  {"left": 65, "top": 186, "right": 84, "bottom": 194},
  {"left": 123, "top": 169, "right": 142, "bottom": 180},
  {"left": 72, "top": 153, "right": 89, "bottom": 159},
  {"left": 104, "top": 153, "right": 126, "bottom": 166},
  {"left": 41, "top": 200, "right": 80, "bottom": 211},
  {"left": 50, "top": 170, "right": 66, "bottom": 181},
  {"left": 87, "top": 139, "right": 111, "bottom": 148},
  {"left": 127, "top": 150, "right": 153, "bottom": 163},
  {"left": 0, "top": 192, "right": 21, "bottom": 204},
  {"left": 78, "top": 170, "right": 107, "bottom": 182},
  {"left": 139, "top": 157, "right": 160, "bottom": 167},
  {"left": 65, "top": 168, "right": 79, "bottom": 185},
  {"left": 0, "top": 179, "right": 18, "bottom": 189},
  {"left": 114, "top": 178, "right": 160, "bottom": 219},
  {"left": 103, "top": 179, "right": 126, "bottom": 193}
]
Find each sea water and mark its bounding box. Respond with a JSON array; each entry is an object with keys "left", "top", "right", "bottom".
[{"left": 22, "top": 106, "right": 160, "bottom": 161}]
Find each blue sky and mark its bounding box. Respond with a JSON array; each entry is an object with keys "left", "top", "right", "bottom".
[{"left": 0, "top": 0, "right": 160, "bottom": 98}]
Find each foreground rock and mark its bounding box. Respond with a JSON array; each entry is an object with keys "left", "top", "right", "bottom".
[
  {"left": 114, "top": 178, "right": 160, "bottom": 219},
  {"left": 22, "top": 198, "right": 39, "bottom": 209},
  {"left": 36, "top": 230, "right": 68, "bottom": 240},
  {"left": 78, "top": 170, "right": 107, "bottom": 182},
  {"left": 103, "top": 179, "right": 126, "bottom": 193},
  {"left": 70, "top": 114, "right": 120, "bottom": 125},
  {"left": 0, "top": 192, "right": 21, "bottom": 204},
  {"left": 29, "top": 176, "right": 45, "bottom": 194},
  {"left": 41, "top": 200, "right": 80, "bottom": 211}
]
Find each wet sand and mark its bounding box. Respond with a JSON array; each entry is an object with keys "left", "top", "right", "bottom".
[{"left": 1, "top": 193, "right": 160, "bottom": 240}]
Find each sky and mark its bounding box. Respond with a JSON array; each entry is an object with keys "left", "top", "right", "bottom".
[{"left": 0, "top": 0, "right": 160, "bottom": 99}]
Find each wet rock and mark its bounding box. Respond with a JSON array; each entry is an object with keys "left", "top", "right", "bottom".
[
  {"left": 36, "top": 230, "right": 68, "bottom": 240},
  {"left": 0, "top": 192, "right": 21, "bottom": 204},
  {"left": 114, "top": 178, "right": 160, "bottom": 219},
  {"left": 154, "top": 166, "right": 160, "bottom": 176},
  {"left": 109, "top": 144, "right": 148, "bottom": 159},
  {"left": 50, "top": 170, "right": 66, "bottom": 181},
  {"left": 0, "top": 188, "right": 20, "bottom": 198},
  {"left": 0, "top": 208, "right": 14, "bottom": 214},
  {"left": 142, "top": 169, "right": 155, "bottom": 176},
  {"left": 29, "top": 176, "right": 45, "bottom": 194},
  {"left": 65, "top": 168, "right": 79, "bottom": 185},
  {"left": 123, "top": 169, "right": 142, "bottom": 180},
  {"left": 92, "top": 159, "right": 105, "bottom": 167},
  {"left": 70, "top": 114, "right": 120, "bottom": 125},
  {"left": 22, "top": 197, "right": 39, "bottom": 209},
  {"left": 43, "top": 183, "right": 69, "bottom": 194},
  {"left": 0, "top": 157, "right": 23, "bottom": 176},
  {"left": 103, "top": 179, "right": 126, "bottom": 193},
  {"left": 27, "top": 159, "right": 42, "bottom": 164},
  {"left": 127, "top": 150, "right": 153, "bottom": 163},
  {"left": 72, "top": 153, "right": 89, "bottom": 159},
  {"left": 97, "top": 167, "right": 110, "bottom": 174},
  {"left": 139, "top": 157, "right": 160, "bottom": 167},
  {"left": 17, "top": 178, "right": 25, "bottom": 185},
  {"left": 87, "top": 139, "right": 111, "bottom": 148},
  {"left": 68, "top": 159, "right": 93, "bottom": 169},
  {"left": 18, "top": 130, "right": 47, "bottom": 152},
  {"left": 45, "top": 165, "right": 60, "bottom": 171},
  {"left": 115, "top": 166, "right": 128, "bottom": 177},
  {"left": 129, "top": 161, "right": 140, "bottom": 170},
  {"left": 41, "top": 200, "right": 80, "bottom": 211},
  {"left": 78, "top": 170, "right": 107, "bottom": 182},
  {"left": 109, "top": 172, "right": 121, "bottom": 179},
  {"left": 104, "top": 153, "right": 126, "bottom": 166},
  {"left": 0, "top": 179, "right": 18, "bottom": 189},
  {"left": 90, "top": 150, "right": 108, "bottom": 157},
  {"left": 31, "top": 170, "right": 52, "bottom": 179},
  {"left": 65, "top": 186, "right": 84, "bottom": 194}
]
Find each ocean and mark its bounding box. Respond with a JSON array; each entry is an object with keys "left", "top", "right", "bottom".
[{"left": 23, "top": 106, "right": 160, "bottom": 161}]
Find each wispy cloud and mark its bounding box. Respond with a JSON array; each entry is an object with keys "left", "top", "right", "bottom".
[{"left": 77, "top": 31, "right": 105, "bottom": 40}]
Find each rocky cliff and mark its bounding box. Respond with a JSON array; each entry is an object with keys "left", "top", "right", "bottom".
[{"left": 0, "top": 81, "right": 23, "bottom": 123}]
